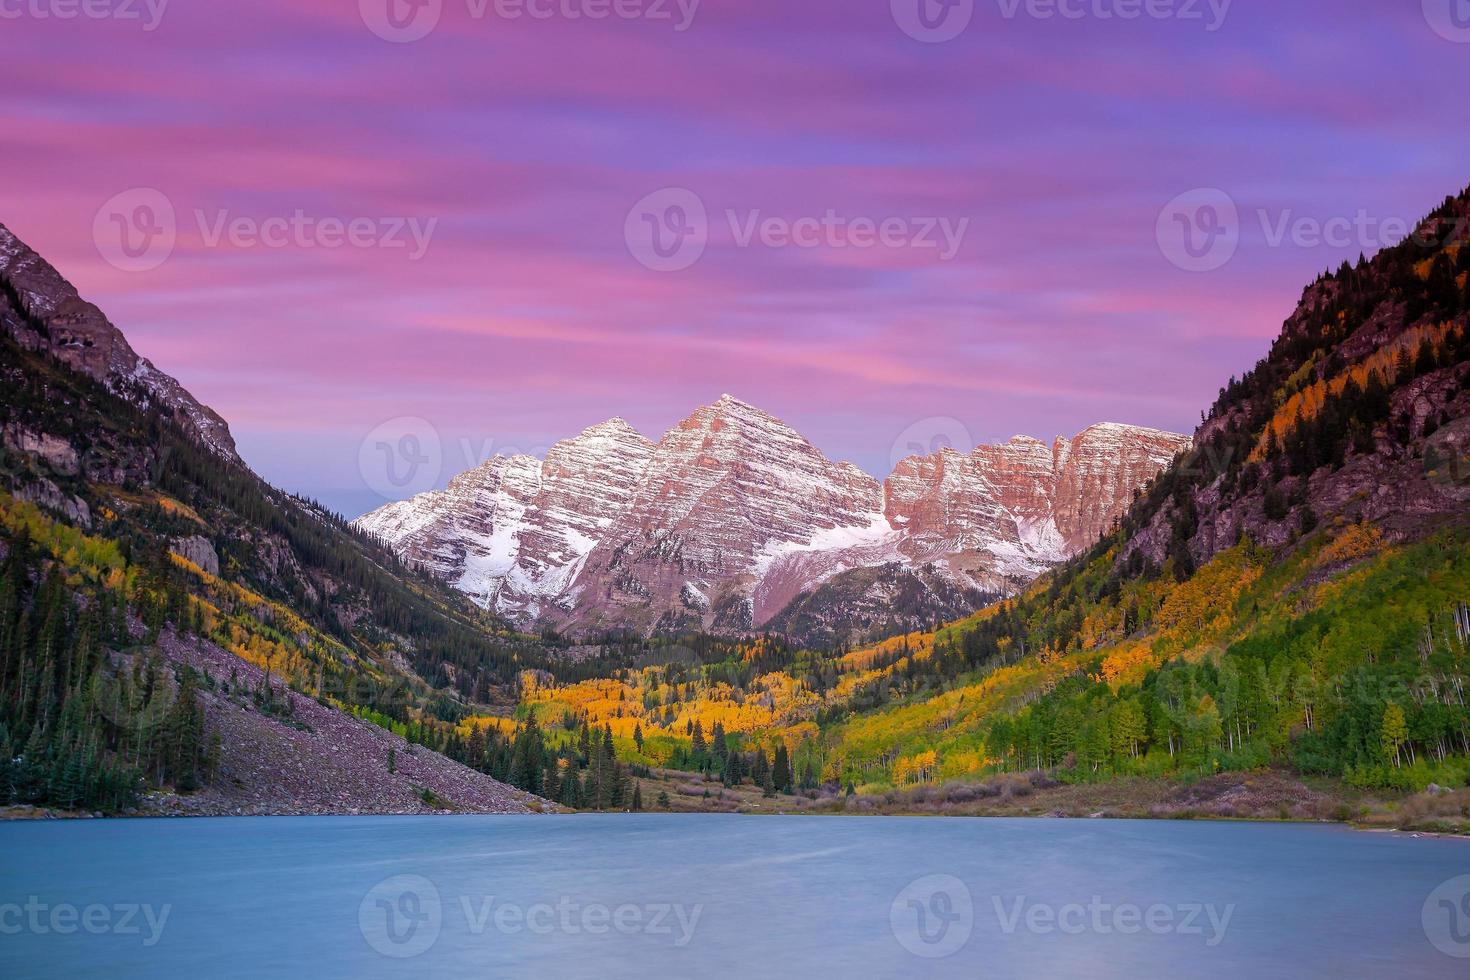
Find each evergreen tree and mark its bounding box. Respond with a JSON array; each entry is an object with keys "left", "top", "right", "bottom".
[{"left": 772, "top": 743, "right": 792, "bottom": 793}]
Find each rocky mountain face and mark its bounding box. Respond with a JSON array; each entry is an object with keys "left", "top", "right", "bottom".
[
  {"left": 1117, "top": 188, "right": 1470, "bottom": 578},
  {"left": 0, "top": 220, "right": 546, "bottom": 813},
  {"left": 0, "top": 219, "right": 546, "bottom": 708},
  {"left": 356, "top": 397, "right": 1188, "bottom": 640},
  {"left": 769, "top": 424, "right": 1191, "bottom": 645},
  {"left": 0, "top": 223, "right": 238, "bottom": 460}
]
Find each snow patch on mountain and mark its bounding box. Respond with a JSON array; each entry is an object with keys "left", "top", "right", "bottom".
[{"left": 353, "top": 397, "right": 1190, "bottom": 636}]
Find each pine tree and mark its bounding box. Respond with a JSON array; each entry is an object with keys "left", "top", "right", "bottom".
[
  {"left": 772, "top": 743, "right": 792, "bottom": 793},
  {"left": 558, "top": 761, "right": 583, "bottom": 808},
  {"left": 753, "top": 748, "right": 769, "bottom": 784}
]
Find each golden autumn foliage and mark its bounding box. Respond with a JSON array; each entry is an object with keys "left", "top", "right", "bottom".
[
  {"left": 1316, "top": 521, "right": 1384, "bottom": 568},
  {"left": 167, "top": 551, "right": 361, "bottom": 689},
  {"left": 0, "top": 494, "right": 130, "bottom": 589},
  {"left": 838, "top": 630, "right": 936, "bottom": 671},
  {"left": 1151, "top": 544, "right": 1264, "bottom": 652},
  {"left": 1254, "top": 322, "right": 1454, "bottom": 459},
  {"left": 1096, "top": 641, "right": 1157, "bottom": 689},
  {"left": 518, "top": 666, "right": 813, "bottom": 748},
  {"left": 893, "top": 750, "right": 938, "bottom": 785},
  {"left": 826, "top": 648, "right": 1094, "bottom": 785}
]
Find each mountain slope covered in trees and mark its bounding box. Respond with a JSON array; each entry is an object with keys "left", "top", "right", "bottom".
[
  {"left": 496, "top": 184, "right": 1470, "bottom": 816},
  {"left": 0, "top": 227, "right": 558, "bottom": 812}
]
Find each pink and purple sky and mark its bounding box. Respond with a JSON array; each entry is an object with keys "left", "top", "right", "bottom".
[{"left": 4, "top": 0, "right": 1469, "bottom": 516}]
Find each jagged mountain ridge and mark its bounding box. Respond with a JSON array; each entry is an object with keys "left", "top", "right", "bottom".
[
  {"left": 0, "top": 220, "right": 549, "bottom": 812},
  {"left": 355, "top": 397, "right": 1189, "bottom": 638},
  {"left": 0, "top": 223, "right": 238, "bottom": 460},
  {"left": 0, "top": 222, "right": 546, "bottom": 694}
]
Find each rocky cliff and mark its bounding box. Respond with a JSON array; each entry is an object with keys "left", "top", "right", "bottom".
[
  {"left": 0, "top": 223, "right": 238, "bottom": 460},
  {"left": 357, "top": 398, "right": 1188, "bottom": 639}
]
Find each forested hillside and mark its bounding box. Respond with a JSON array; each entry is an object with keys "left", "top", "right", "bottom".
[
  {"left": 4, "top": 182, "right": 1466, "bottom": 816},
  {"left": 492, "top": 185, "right": 1470, "bottom": 810},
  {"left": 0, "top": 291, "right": 555, "bottom": 811}
]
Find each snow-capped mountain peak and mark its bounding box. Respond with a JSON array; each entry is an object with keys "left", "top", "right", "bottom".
[{"left": 353, "top": 398, "right": 1189, "bottom": 637}]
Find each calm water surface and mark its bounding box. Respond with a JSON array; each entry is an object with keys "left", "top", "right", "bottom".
[{"left": 2, "top": 815, "right": 1468, "bottom": 979}]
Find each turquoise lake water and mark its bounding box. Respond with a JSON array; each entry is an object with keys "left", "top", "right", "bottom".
[{"left": 3, "top": 814, "right": 1469, "bottom": 978}]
